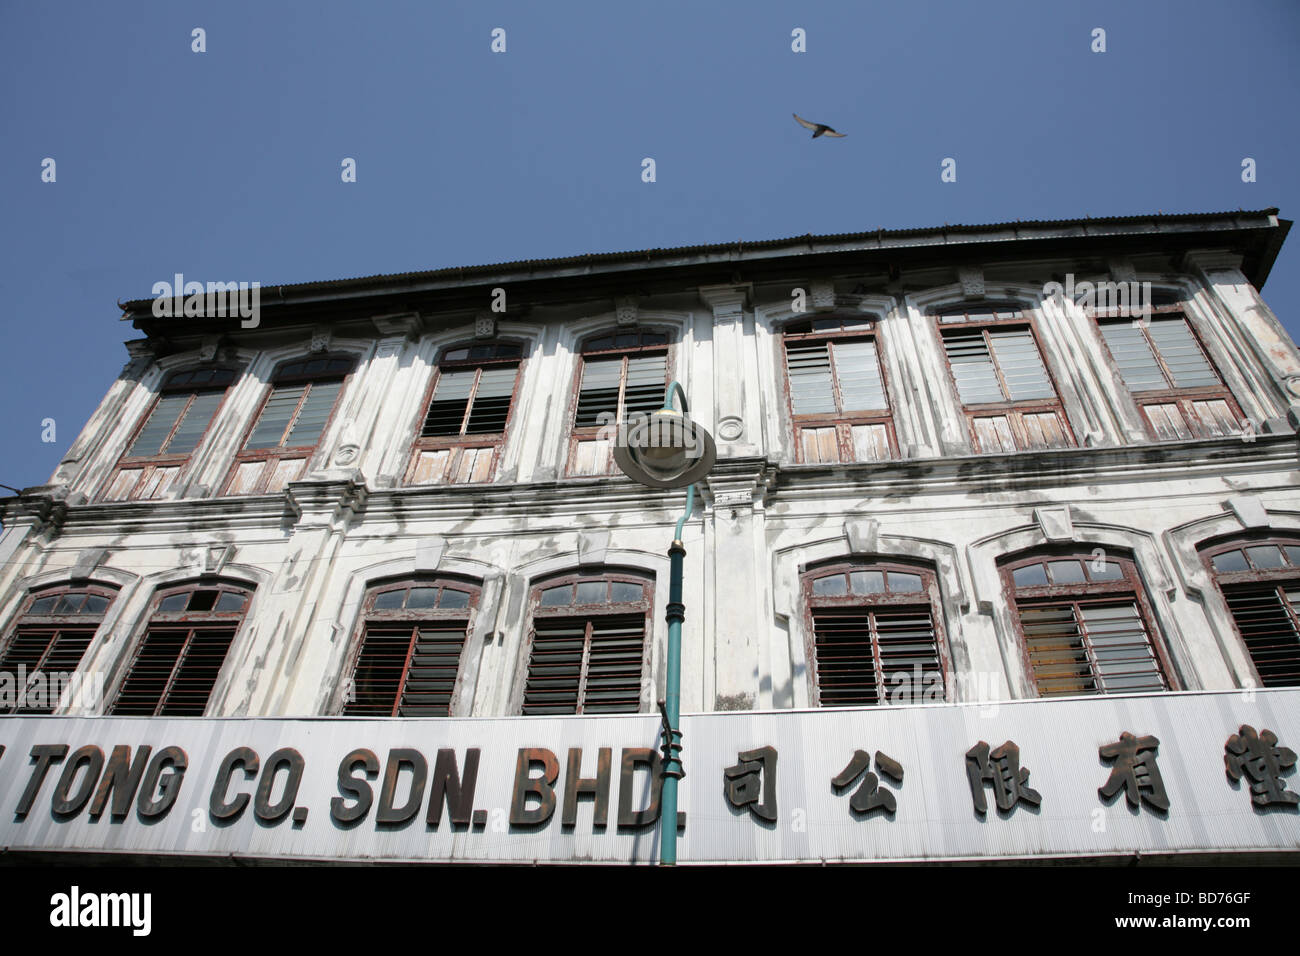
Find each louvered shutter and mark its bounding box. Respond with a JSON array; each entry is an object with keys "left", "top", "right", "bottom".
[
  {"left": 1020, "top": 600, "right": 1166, "bottom": 696},
  {"left": 464, "top": 366, "right": 517, "bottom": 433},
  {"left": 810, "top": 605, "right": 943, "bottom": 706},
  {"left": 344, "top": 624, "right": 468, "bottom": 716},
  {"left": 833, "top": 339, "right": 887, "bottom": 411},
  {"left": 987, "top": 329, "right": 1055, "bottom": 400},
  {"left": 1146, "top": 317, "right": 1219, "bottom": 388},
  {"left": 244, "top": 385, "right": 305, "bottom": 449},
  {"left": 422, "top": 370, "right": 475, "bottom": 436},
  {"left": 943, "top": 331, "right": 1004, "bottom": 404},
  {"left": 285, "top": 380, "right": 341, "bottom": 447},
  {"left": 111, "top": 627, "right": 236, "bottom": 716},
  {"left": 786, "top": 343, "right": 837, "bottom": 414},
  {"left": 0, "top": 628, "right": 95, "bottom": 714},
  {"left": 574, "top": 357, "right": 623, "bottom": 427},
  {"left": 523, "top": 614, "right": 645, "bottom": 714},
  {"left": 1100, "top": 324, "right": 1168, "bottom": 391},
  {"left": 1223, "top": 584, "right": 1300, "bottom": 687}
]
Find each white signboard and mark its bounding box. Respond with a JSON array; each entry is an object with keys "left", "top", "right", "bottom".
[{"left": 0, "top": 688, "right": 1296, "bottom": 863}]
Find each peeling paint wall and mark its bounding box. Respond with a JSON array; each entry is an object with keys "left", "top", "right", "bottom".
[{"left": 2, "top": 239, "right": 1299, "bottom": 720}]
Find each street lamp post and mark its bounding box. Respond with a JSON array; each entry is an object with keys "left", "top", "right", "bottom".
[{"left": 612, "top": 381, "right": 715, "bottom": 866}]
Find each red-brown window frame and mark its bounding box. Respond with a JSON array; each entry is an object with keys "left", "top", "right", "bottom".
[
  {"left": 222, "top": 354, "right": 356, "bottom": 495},
  {"left": 935, "top": 305, "right": 1076, "bottom": 452},
  {"left": 0, "top": 584, "right": 116, "bottom": 715},
  {"left": 781, "top": 317, "right": 898, "bottom": 464},
  {"left": 566, "top": 330, "right": 673, "bottom": 477},
  {"left": 800, "top": 559, "right": 951, "bottom": 706},
  {"left": 105, "top": 366, "right": 239, "bottom": 500},
  {"left": 1000, "top": 548, "right": 1177, "bottom": 697},
  {"left": 519, "top": 570, "right": 654, "bottom": 714},
  {"left": 108, "top": 581, "right": 252, "bottom": 717},
  {"left": 403, "top": 342, "right": 524, "bottom": 486},
  {"left": 337, "top": 576, "right": 482, "bottom": 716},
  {"left": 1200, "top": 533, "right": 1300, "bottom": 688},
  {"left": 1092, "top": 301, "right": 1242, "bottom": 441}
]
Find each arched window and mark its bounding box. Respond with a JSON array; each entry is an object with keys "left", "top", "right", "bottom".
[
  {"left": 341, "top": 578, "right": 480, "bottom": 716},
  {"left": 782, "top": 315, "right": 895, "bottom": 463},
  {"left": 225, "top": 354, "right": 355, "bottom": 494},
  {"left": 522, "top": 571, "right": 653, "bottom": 714},
  {"left": 104, "top": 367, "right": 237, "bottom": 500},
  {"left": 801, "top": 560, "right": 948, "bottom": 706},
  {"left": 109, "top": 581, "right": 252, "bottom": 716},
  {"left": 568, "top": 330, "right": 669, "bottom": 477},
  {"left": 1000, "top": 550, "right": 1170, "bottom": 697},
  {"left": 0, "top": 585, "right": 115, "bottom": 714},
  {"left": 406, "top": 342, "right": 523, "bottom": 485},
  {"left": 1201, "top": 535, "right": 1300, "bottom": 687},
  {"left": 936, "top": 304, "right": 1074, "bottom": 453}
]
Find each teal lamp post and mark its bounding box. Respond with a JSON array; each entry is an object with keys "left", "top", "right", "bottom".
[{"left": 612, "top": 381, "right": 716, "bottom": 865}]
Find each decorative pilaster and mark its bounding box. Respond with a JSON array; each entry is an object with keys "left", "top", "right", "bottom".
[{"left": 699, "top": 283, "right": 759, "bottom": 458}]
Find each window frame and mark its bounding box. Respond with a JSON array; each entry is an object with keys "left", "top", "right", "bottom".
[
  {"left": 222, "top": 354, "right": 355, "bottom": 495},
  {"left": 519, "top": 569, "right": 654, "bottom": 714},
  {"left": 404, "top": 341, "right": 524, "bottom": 486},
  {"left": 935, "top": 304, "right": 1076, "bottom": 454},
  {"left": 108, "top": 581, "right": 252, "bottom": 717},
  {"left": 1092, "top": 300, "right": 1242, "bottom": 441},
  {"left": 1200, "top": 533, "right": 1300, "bottom": 688},
  {"left": 566, "top": 329, "right": 673, "bottom": 477},
  {"left": 104, "top": 366, "right": 239, "bottom": 501},
  {"left": 1000, "top": 549, "right": 1177, "bottom": 697},
  {"left": 781, "top": 316, "right": 898, "bottom": 464},
  {"left": 0, "top": 584, "right": 116, "bottom": 715},
  {"left": 799, "top": 559, "right": 951, "bottom": 707},
  {"left": 337, "top": 576, "right": 482, "bottom": 717}
]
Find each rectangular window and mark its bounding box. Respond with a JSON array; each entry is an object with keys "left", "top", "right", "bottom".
[
  {"left": 569, "top": 332, "right": 669, "bottom": 477},
  {"left": 940, "top": 325, "right": 1073, "bottom": 453},
  {"left": 575, "top": 354, "right": 667, "bottom": 428},
  {"left": 943, "top": 328, "right": 1056, "bottom": 403},
  {"left": 106, "top": 369, "right": 235, "bottom": 501},
  {"left": 1098, "top": 314, "right": 1240, "bottom": 440},
  {"left": 408, "top": 346, "right": 522, "bottom": 486},
  {"left": 244, "top": 381, "right": 341, "bottom": 450},
  {"left": 225, "top": 358, "right": 351, "bottom": 495},
  {"left": 784, "top": 330, "right": 895, "bottom": 464}
]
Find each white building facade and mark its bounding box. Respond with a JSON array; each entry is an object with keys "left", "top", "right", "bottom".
[{"left": 2, "top": 209, "right": 1298, "bottom": 863}]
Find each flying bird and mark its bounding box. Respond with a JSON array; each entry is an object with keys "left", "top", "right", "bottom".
[{"left": 793, "top": 113, "right": 846, "bottom": 139}]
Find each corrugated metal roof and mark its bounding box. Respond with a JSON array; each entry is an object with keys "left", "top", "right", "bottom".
[{"left": 118, "top": 208, "right": 1286, "bottom": 314}]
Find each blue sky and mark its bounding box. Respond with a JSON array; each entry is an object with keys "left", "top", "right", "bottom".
[{"left": 1, "top": 0, "right": 1297, "bottom": 489}]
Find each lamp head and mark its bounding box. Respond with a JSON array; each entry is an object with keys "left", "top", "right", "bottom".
[{"left": 613, "top": 409, "right": 716, "bottom": 489}]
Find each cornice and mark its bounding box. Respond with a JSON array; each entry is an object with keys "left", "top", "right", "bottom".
[{"left": 31, "top": 437, "right": 1297, "bottom": 536}]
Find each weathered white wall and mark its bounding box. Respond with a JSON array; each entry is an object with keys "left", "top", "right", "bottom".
[{"left": 2, "top": 248, "right": 1299, "bottom": 720}]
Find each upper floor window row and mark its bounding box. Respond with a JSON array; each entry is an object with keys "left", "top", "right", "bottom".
[{"left": 98, "top": 290, "right": 1256, "bottom": 501}]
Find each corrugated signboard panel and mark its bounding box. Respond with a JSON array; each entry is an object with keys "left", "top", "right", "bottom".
[{"left": 0, "top": 688, "right": 1296, "bottom": 863}]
